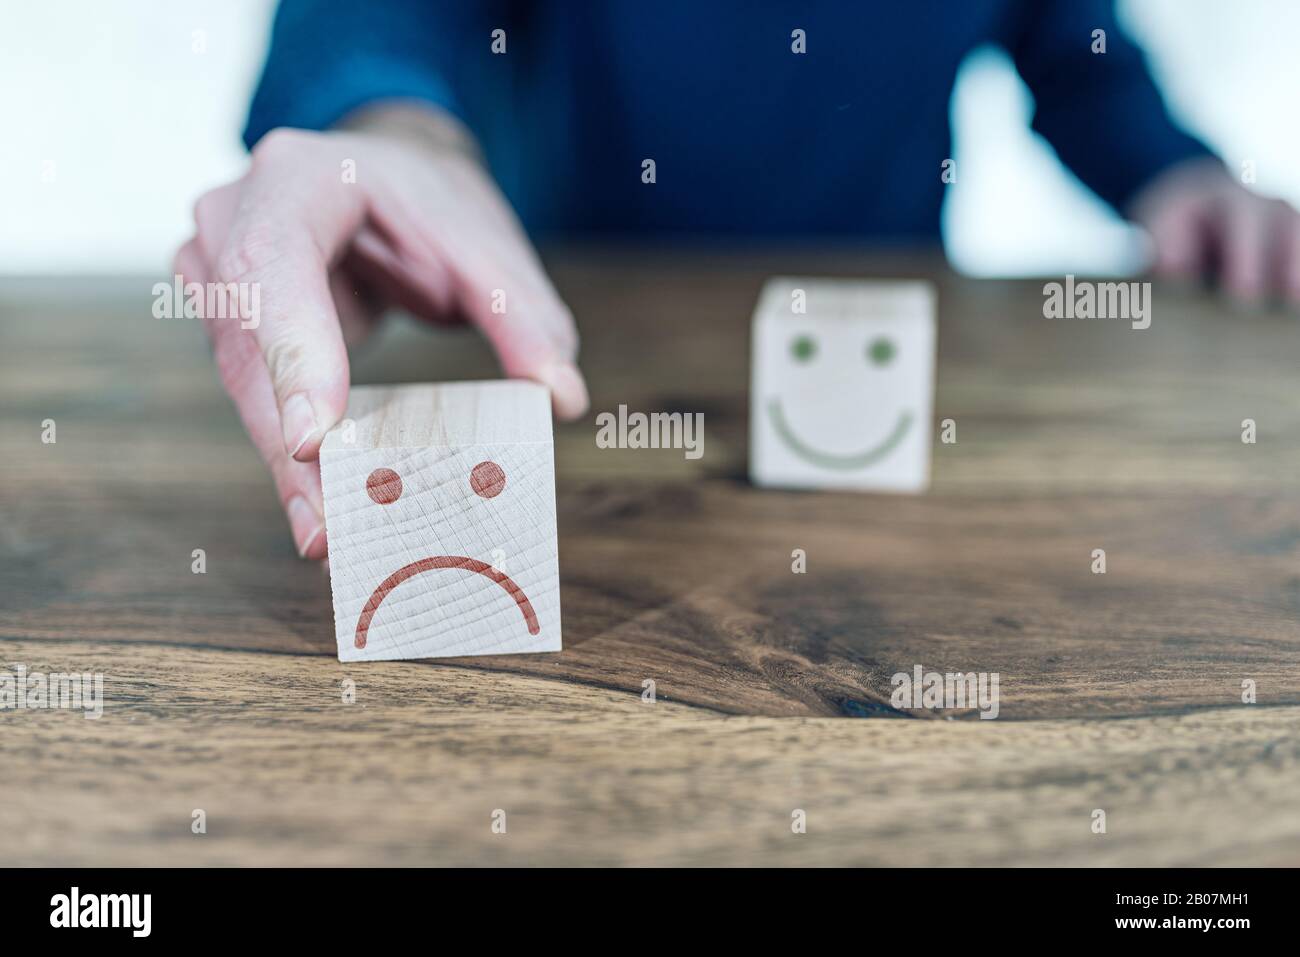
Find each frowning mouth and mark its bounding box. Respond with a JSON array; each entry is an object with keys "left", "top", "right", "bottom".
[
  {"left": 767, "top": 398, "right": 912, "bottom": 470},
  {"left": 355, "top": 555, "right": 539, "bottom": 649}
]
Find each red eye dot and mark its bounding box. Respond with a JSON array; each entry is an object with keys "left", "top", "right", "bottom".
[
  {"left": 470, "top": 461, "right": 506, "bottom": 499},
  {"left": 366, "top": 468, "right": 403, "bottom": 505}
]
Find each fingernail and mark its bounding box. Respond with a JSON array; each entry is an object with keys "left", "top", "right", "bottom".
[
  {"left": 537, "top": 360, "right": 589, "bottom": 420},
  {"left": 286, "top": 495, "right": 324, "bottom": 558},
  {"left": 281, "top": 392, "right": 320, "bottom": 460}
]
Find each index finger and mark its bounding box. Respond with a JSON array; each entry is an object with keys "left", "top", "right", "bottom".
[{"left": 215, "top": 129, "right": 368, "bottom": 461}]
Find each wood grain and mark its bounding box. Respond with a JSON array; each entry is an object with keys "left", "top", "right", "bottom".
[
  {"left": 2, "top": 253, "right": 1299, "bottom": 864},
  {"left": 1, "top": 638, "right": 1297, "bottom": 867}
]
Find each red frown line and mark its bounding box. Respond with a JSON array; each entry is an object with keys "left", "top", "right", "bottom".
[{"left": 355, "top": 555, "right": 540, "bottom": 649}]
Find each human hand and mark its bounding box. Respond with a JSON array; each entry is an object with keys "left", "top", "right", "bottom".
[
  {"left": 1129, "top": 156, "right": 1300, "bottom": 306},
  {"left": 173, "top": 106, "right": 587, "bottom": 559}
]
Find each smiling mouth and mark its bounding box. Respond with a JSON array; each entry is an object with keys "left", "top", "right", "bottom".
[
  {"left": 767, "top": 398, "right": 913, "bottom": 470},
  {"left": 355, "top": 555, "right": 539, "bottom": 650}
]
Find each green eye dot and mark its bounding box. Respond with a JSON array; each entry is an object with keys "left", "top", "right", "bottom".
[
  {"left": 868, "top": 337, "right": 896, "bottom": 366},
  {"left": 790, "top": 335, "right": 816, "bottom": 362}
]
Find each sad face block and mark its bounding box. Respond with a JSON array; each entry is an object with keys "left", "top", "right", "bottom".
[
  {"left": 750, "top": 278, "right": 936, "bottom": 492},
  {"left": 320, "top": 381, "right": 562, "bottom": 662}
]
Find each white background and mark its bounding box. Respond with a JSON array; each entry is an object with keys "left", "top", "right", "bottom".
[{"left": 2, "top": 0, "right": 1297, "bottom": 276}]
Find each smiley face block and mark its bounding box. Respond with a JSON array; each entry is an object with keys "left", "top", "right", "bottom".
[
  {"left": 750, "top": 277, "right": 936, "bottom": 492},
  {"left": 320, "top": 381, "right": 562, "bottom": 662}
]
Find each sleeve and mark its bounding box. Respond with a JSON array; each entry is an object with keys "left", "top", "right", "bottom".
[
  {"left": 1001, "top": 0, "right": 1215, "bottom": 213},
  {"left": 243, "top": 0, "right": 490, "bottom": 150}
]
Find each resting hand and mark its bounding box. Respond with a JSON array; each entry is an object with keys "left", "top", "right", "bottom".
[{"left": 1130, "top": 156, "right": 1300, "bottom": 306}]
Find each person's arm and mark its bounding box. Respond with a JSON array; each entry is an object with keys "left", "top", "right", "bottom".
[
  {"left": 1004, "top": 0, "right": 1300, "bottom": 303},
  {"left": 1002, "top": 0, "right": 1209, "bottom": 213},
  {"left": 244, "top": 0, "right": 486, "bottom": 149}
]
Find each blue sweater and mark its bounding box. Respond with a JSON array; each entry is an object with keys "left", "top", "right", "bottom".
[{"left": 245, "top": 0, "right": 1209, "bottom": 241}]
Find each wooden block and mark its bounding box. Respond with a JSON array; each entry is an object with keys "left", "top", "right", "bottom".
[
  {"left": 320, "top": 381, "right": 562, "bottom": 662},
  {"left": 750, "top": 277, "right": 936, "bottom": 492}
]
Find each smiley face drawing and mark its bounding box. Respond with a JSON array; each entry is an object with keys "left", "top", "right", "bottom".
[
  {"left": 749, "top": 278, "right": 935, "bottom": 492},
  {"left": 320, "top": 381, "right": 562, "bottom": 663}
]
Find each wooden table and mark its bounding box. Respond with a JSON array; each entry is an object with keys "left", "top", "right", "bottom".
[{"left": 2, "top": 251, "right": 1298, "bottom": 865}]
